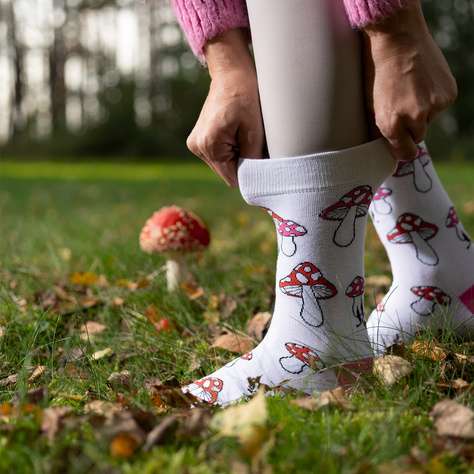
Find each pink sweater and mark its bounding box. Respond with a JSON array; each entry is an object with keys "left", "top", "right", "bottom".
[{"left": 170, "top": 0, "right": 417, "bottom": 59}]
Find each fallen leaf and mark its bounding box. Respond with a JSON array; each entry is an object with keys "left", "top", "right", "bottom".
[
  {"left": 291, "top": 387, "right": 357, "bottom": 412},
  {"left": 155, "top": 318, "right": 172, "bottom": 333},
  {"left": 27, "top": 366, "right": 49, "bottom": 384},
  {"left": 411, "top": 340, "right": 447, "bottom": 361},
  {"left": 431, "top": 399, "right": 474, "bottom": 439},
  {"left": 69, "top": 272, "right": 99, "bottom": 286},
  {"left": 91, "top": 348, "right": 114, "bottom": 361},
  {"left": 107, "top": 370, "right": 133, "bottom": 391},
  {"left": 178, "top": 408, "right": 212, "bottom": 441},
  {"left": 246, "top": 312, "right": 272, "bottom": 342},
  {"left": 211, "top": 389, "right": 269, "bottom": 458},
  {"left": 79, "top": 321, "right": 108, "bottom": 341},
  {"left": 210, "top": 329, "right": 256, "bottom": 354},
  {"left": 84, "top": 400, "right": 120, "bottom": 415},
  {"left": 40, "top": 406, "right": 74, "bottom": 445},
  {"left": 181, "top": 282, "right": 205, "bottom": 300},
  {"left": 373, "top": 355, "right": 413, "bottom": 387},
  {"left": 63, "top": 364, "right": 90, "bottom": 380},
  {"left": 109, "top": 433, "right": 138, "bottom": 459},
  {"left": 143, "top": 416, "right": 179, "bottom": 451},
  {"left": 0, "top": 374, "right": 19, "bottom": 388},
  {"left": 109, "top": 297, "right": 124, "bottom": 307}
]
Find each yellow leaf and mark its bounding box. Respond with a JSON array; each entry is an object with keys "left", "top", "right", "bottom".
[
  {"left": 373, "top": 355, "right": 413, "bottom": 387},
  {"left": 181, "top": 282, "right": 205, "bottom": 300},
  {"left": 69, "top": 272, "right": 99, "bottom": 286},
  {"left": 91, "top": 348, "right": 114, "bottom": 361},
  {"left": 109, "top": 433, "right": 138, "bottom": 459},
  {"left": 411, "top": 340, "right": 446, "bottom": 361}
]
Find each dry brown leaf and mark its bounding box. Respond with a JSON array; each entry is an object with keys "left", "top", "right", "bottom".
[
  {"left": 63, "top": 364, "right": 90, "bottom": 380},
  {"left": 79, "top": 321, "right": 108, "bottom": 341},
  {"left": 178, "top": 408, "right": 212, "bottom": 441},
  {"left": 373, "top": 355, "right": 413, "bottom": 387},
  {"left": 85, "top": 400, "right": 121, "bottom": 415},
  {"left": 107, "top": 370, "right": 133, "bottom": 391},
  {"left": 109, "top": 433, "right": 139, "bottom": 459},
  {"left": 143, "top": 416, "right": 179, "bottom": 451},
  {"left": 40, "top": 406, "right": 74, "bottom": 445},
  {"left": 246, "top": 312, "right": 272, "bottom": 342},
  {"left": 27, "top": 366, "right": 49, "bottom": 384},
  {"left": 210, "top": 329, "right": 256, "bottom": 354},
  {"left": 91, "top": 348, "right": 114, "bottom": 361},
  {"left": 0, "top": 326, "right": 4, "bottom": 338},
  {"left": 69, "top": 272, "right": 99, "bottom": 286},
  {"left": 0, "top": 374, "right": 19, "bottom": 388},
  {"left": 181, "top": 282, "right": 205, "bottom": 300},
  {"left": 431, "top": 399, "right": 474, "bottom": 439},
  {"left": 411, "top": 340, "right": 447, "bottom": 361},
  {"left": 290, "top": 387, "right": 357, "bottom": 412},
  {"left": 109, "top": 297, "right": 124, "bottom": 308}
]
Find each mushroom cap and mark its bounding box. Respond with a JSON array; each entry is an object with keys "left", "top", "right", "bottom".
[
  {"left": 320, "top": 185, "right": 373, "bottom": 221},
  {"left": 346, "top": 276, "right": 365, "bottom": 297},
  {"left": 279, "top": 262, "right": 337, "bottom": 299},
  {"left": 373, "top": 187, "right": 392, "bottom": 201},
  {"left": 393, "top": 145, "right": 430, "bottom": 177},
  {"left": 387, "top": 213, "right": 438, "bottom": 244},
  {"left": 139, "top": 205, "right": 210, "bottom": 254},
  {"left": 411, "top": 286, "right": 451, "bottom": 305},
  {"left": 285, "top": 343, "right": 320, "bottom": 364},
  {"left": 277, "top": 220, "right": 307, "bottom": 237},
  {"left": 446, "top": 206, "right": 459, "bottom": 228}
]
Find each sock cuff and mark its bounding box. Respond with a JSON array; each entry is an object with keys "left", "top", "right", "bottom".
[{"left": 237, "top": 138, "right": 397, "bottom": 200}]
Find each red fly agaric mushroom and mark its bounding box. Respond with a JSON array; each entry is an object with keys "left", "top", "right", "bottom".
[
  {"left": 279, "top": 343, "right": 324, "bottom": 374},
  {"left": 139, "top": 206, "right": 210, "bottom": 291},
  {"left": 182, "top": 376, "right": 223, "bottom": 404},
  {"left": 279, "top": 262, "right": 337, "bottom": 327},
  {"left": 393, "top": 145, "right": 432, "bottom": 193},
  {"left": 446, "top": 206, "right": 472, "bottom": 248},
  {"left": 320, "top": 185, "right": 373, "bottom": 247},
  {"left": 387, "top": 213, "right": 439, "bottom": 266},
  {"left": 277, "top": 220, "right": 307, "bottom": 257},
  {"left": 410, "top": 286, "right": 451, "bottom": 316},
  {"left": 372, "top": 187, "right": 393, "bottom": 215},
  {"left": 345, "top": 276, "right": 365, "bottom": 327}
]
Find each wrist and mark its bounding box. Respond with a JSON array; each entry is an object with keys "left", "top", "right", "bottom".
[{"left": 204, "top": 28, "right": 256, "bottom": 79}]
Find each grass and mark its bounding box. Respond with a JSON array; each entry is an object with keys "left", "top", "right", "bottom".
[{"left": 1, "top": 158, "right": 474, "bottom": 473}]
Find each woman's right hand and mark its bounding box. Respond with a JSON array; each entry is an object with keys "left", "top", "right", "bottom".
[{"left": 186, "top": 29, "right": 265, "bottom": 188}]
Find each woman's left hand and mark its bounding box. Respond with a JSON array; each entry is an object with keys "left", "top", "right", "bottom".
[{"left": 362, "top": 1, "right": 457, "bottom": 161}]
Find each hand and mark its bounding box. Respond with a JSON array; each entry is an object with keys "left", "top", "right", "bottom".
[
  {"left": 186, "top": 29, "right": 265, "bottom": 187},
  {"left": 362, "top": 1, "right": 457, "bottom": 161}
]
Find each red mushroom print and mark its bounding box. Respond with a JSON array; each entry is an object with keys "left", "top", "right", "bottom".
[
  {"left": 139, "top": 206, "right": 210, "bottom": 291},
  {"left": 446, "top": 206, "right": 471, "bottom": 249},
  {"left": 279, "top": 262, "right": 337, "bottom": 327},
  {"left": 345, "top": 276, "right": 365, "bottom": 327},
  {"left": 372, "top": 187, "right": 393, "bottom": 215},
  {"left": 393, "top": 145, "right": 432, "bottom": 193},
  {"left": 387, "top": 213, "right": 439, "bottom": 266},
  {"left": 279, "top": 343, "right": 325, "bottom": 374},
  {"left": 277, "top": 220, "right": 307, "bottom": 257},
  {"left": 182, "top": 377, "right": 223, "bottom": 404},
  {"left": 410, "top": 286, "right": 451, "bottom": 316},
  {"left": 225, "top": 351, "right": 253, "bottom": 368},
  {"left": 320, "top": 185, "right": 373, "bottom": 247}
]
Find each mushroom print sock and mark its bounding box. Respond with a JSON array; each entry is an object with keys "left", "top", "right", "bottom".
[
  {"left": 182, "top": 139, "right": 396, "bottom": 405},
  {"left": 367, "top": 142, "right": 474, "bottom": 354}
]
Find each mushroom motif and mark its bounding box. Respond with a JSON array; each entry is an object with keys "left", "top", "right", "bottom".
[
  {"left": 446, "top": 206, "right": 472, "bottom": 249},
  {"left": 277, "top": 220, "right": 307, "bottom": 257},
  {"left": 320, "top": 185, "right": 373, "bottom": 247},
  {"left": 139, "top": 206, "right": 210, "bottom": 291},
  {"left": 225, "top": 350, "right": 253, "bottom": 368},
  {"left": 279, "top": 343, "right": 325, "bottom": 374},
  {"left": 372, "top": 187, "right": 393, "bottom": 215},
  {"left": 387, "top": 213, "right": 439, "bottom": 266},
  {"left": 345, "top": 276, "right": 365, "bottom": 327},
  {"left": 182, "top": 377, "right": 223, "bottom": 404},
  {"left": 279, "top": 262, "right": 337, "bottom": 327},
  {"left": 410, "top": 286, "right": 451, "bottom": 316},
  {"left": 261, "top": 207, "right": 283, "bottom": 223},
  {"left": 393, "top": 145, "right": 432, "bottom": 193}
]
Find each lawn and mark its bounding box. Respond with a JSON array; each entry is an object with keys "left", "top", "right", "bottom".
[{"left": 1, "top": 158, "right": 474, "bottom": 473}]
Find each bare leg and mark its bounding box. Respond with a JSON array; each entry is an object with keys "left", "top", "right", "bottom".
[{"left": 247, "top": 0, "right": 369, "bottom": 157}]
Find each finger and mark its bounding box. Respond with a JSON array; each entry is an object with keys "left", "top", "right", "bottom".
[
  {"left": 237, "top": 125, "right": 265, "bottom": 159},
  {"left": 215, "top": 160, "right": 239, "bottom": 188},
  {"left": 384, "top": 129, "right": 419, "bottom": 162}
]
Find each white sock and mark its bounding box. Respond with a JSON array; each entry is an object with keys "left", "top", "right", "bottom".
[
  {"left": 182, "top": 139, "right": 396, "bottom": 405},
  {"left": 367, "top": 142, "right": 474, "bottom": 354}
]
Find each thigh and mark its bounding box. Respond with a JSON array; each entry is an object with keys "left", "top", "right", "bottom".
[{"left": 246, "top": 0, "right": 369, "bottom": 158}]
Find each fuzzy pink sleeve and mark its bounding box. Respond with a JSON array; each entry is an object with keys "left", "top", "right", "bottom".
[
  {"left": 169, "top": 0, "right": 249, "bottom": 59},
  {"left": 344, "top": 0, "right": 418, "bottom": 27}
]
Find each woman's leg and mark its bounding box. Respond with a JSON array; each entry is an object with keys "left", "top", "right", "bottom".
[{"left": 182, "top": 0, "right": 396, "bottom": 406}]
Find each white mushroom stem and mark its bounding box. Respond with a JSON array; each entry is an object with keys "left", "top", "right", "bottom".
[
  {"left": 410, "top": 232, "right": 439, "bottom": 266},
  {"left": 166, "top": 252, "right": 188, "bottom": 292},
  {"left": 279, "top": 355, "right": 305, "bottom": 374},
  {"left": 413, "top": 159, "right": 432, "bottom": 192},
  {"left": 352, "top": 297, "right": 365, "bottom": 326},
  {"left": 300, "top": 286, "right": 324, "bottom": 327},
  {"left": 334, "top": 206, "right": 358, "bottom": 247},
  {"left": 373, "top": 199, "right": 392, "bottom": 215},
  {"left": 410, "top": 298, "right": 435, "bottom": 316},
  {"left": 280, "top": 236, "right": 297, "bottom": 257}
]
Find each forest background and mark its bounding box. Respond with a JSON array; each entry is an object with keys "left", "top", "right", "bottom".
[{"left": 0, "top": 0, "right": 473, "bottom": 161}]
